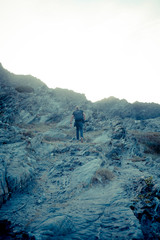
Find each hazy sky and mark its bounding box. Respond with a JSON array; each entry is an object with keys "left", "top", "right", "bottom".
[{"left": 1, "top": 0, "right": 160, "bottom": 103}]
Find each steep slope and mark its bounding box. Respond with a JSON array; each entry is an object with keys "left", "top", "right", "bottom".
[
  {"left": 0, "top": 63, "right": 46, "bottom": 90},
  {"left": 0, "top": 64, "right": 160, "bottom": 239}
]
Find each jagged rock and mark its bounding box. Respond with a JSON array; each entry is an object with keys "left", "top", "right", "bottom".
[
  {"left": 130, "top": 177, "right": 160, "bottom": 240},
  {"left": 1, "top": 64, "right": 160, "bottom": 239},
  {"left": 6, "top": 161, "right": 34, "bottom": 192},
  {"left": 69, "top": 158, "right": 102, "bottom": 189},
  {"left": 112, "top": 119, "right": 126, "bottom": 139}
]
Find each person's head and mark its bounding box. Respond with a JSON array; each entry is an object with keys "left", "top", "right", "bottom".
[{"left": 75, "top": 106, "right": 79, "bottom": 110}]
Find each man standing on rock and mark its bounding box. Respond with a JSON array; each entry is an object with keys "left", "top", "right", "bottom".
[{"left": 70, "top": 106, "right": 86, "bottom": 143}]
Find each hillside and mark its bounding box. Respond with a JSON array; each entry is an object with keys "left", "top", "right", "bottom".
[{"left": 0, "top": 63, "right": 160, "bottom": 239}]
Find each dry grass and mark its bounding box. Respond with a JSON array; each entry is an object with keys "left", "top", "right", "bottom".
[
  {"left": 128, "top": 156, "right": 146, "bottom": 162},
  {"left": 91, "top": 168, "right": 115, "bottom": 185},
  {"left": 132, "top": 131, "right": 160, "bottom": 154}
]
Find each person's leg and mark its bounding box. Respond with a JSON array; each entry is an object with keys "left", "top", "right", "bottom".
[
  {"left": 76, "top": 126, "right": 79, "bottom": 140},
  {"left": 79, "top": 122, "right": 83, "bottom": 142}
]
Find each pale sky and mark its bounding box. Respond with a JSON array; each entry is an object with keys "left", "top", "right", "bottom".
[{"left": 1, "top": 0, "right": 160, "bottom": 103}]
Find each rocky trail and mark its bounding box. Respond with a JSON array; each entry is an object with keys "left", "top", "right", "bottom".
[
  {"left": 1, "top": 121, "right": 160, "bottom": 240},
  {"left": 1, "top": 64, "right": 160, "bottom": 239}
]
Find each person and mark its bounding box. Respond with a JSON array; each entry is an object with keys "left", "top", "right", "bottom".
[{"left": 70, "top": 106, "right": 86, "bottom": 143}]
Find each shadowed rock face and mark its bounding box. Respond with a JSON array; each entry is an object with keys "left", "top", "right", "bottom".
[{"left": 0, "top": 63, "right": 160, "bottom": 239}]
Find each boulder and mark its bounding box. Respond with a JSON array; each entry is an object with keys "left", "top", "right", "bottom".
[{"left": 6, "top": 160, "right": 34, "bottom": 192}]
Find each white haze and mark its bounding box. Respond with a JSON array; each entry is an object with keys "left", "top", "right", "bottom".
[{"left": 0, "top": 0, "right": 160, "bottom": 103}]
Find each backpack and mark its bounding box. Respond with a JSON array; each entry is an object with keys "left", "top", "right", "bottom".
[{"left": 73, "top": 110, "right": 84, "bottom": 121}]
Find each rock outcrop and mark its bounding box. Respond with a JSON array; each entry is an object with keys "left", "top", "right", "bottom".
[{"left": 0, "top": 63, "right": 160, "bottom": 239}]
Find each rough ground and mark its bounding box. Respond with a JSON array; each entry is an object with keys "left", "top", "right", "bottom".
[
  {"left": 1, "top": 119, "right": 160, "bottom": 240},
  {"left": 0, "top": 64, "right": 160, "bottom": 239}
]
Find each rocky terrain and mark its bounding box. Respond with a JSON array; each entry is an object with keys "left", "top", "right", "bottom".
[{"left": 0, "top": 63, "right": 160, "bottom": 239}]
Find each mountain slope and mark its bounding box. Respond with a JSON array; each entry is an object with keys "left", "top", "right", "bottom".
[{"left": 0, "top": 64, "right": 160, "bottom": 239}]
